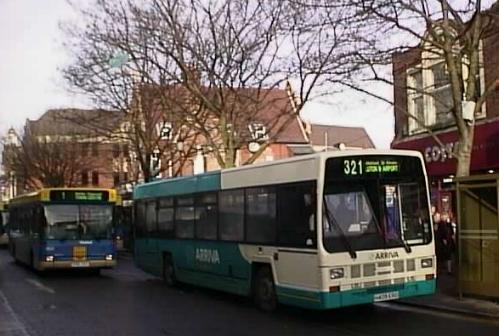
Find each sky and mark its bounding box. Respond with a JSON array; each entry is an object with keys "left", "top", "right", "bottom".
[{"left": 0, "top": 0, "right": 394, "bottom": 149}]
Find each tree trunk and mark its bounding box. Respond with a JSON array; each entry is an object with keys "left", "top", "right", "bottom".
[{"left": 455, "top": 124, "right": 474, "bottom": 177}]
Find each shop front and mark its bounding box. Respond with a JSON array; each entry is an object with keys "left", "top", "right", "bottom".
[
  {"left": 392, "top": 118, "right": 499, "bottom": 219},
  {"left": 456, "top": 174, "right": 499, "bottom": 299}
]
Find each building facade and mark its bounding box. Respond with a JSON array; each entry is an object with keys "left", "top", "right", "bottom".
[
  {"left": 391, "top": 7, "right": 499, "bottom": 217},
  {"left": 1, "top": 109, "right": 132, "bottom": 195}
]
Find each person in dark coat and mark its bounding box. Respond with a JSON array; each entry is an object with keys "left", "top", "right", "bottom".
[{"left": 436, "top": 213, "right": 456, "bottom": 274}]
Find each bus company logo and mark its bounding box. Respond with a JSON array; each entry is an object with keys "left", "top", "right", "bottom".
[
  {"left": 195, "top": 248, "right": 220, "bottom": 264},
  {"left": 372, "top": 251, "right": 399, "bottom": 260}
]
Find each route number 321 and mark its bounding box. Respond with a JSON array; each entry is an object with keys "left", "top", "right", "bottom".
[{"left": 344, "top": 159, "right": 363, "bottom": 175}]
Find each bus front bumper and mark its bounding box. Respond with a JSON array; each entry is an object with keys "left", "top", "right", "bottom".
[
  {"left": 38, "top": 259, "right": 117, "bottom": 270},
  {"left": 276, "top": 279, "right": 436, "bottom": 310}
]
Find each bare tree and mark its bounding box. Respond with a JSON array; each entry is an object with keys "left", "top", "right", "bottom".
[
  {"left": 62, "top": 0, "right": 198, "bottom": 182},
  {"left": 300, "top": 0, "right": 499, "bottom": 177},
  {"left": 2, "top": 128, "right": 92, "bottom": 190},
  {"left": 62, "top": 0, "right": 367, "bottom": 171}
]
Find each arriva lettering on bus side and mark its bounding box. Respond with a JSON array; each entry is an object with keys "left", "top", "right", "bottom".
[{"left": 195, "top": 248, "right": 220, "bottom": 264}]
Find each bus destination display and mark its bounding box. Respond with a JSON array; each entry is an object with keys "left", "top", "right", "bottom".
[
  {"left": 50, "top": 190, "right": 109, "bottom": 202},
  {"left": 343, "top": 158, "right": 400, "bottom": 176}
]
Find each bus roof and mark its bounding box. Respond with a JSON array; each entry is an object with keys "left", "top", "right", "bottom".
[
  {"left": 134, "top": 171, "right": 221, "bottom": 200},
  {"left": 9, "top": 187, "right": 117, "bottom": 206},
  {"left": 133, "top": 149, "right": 424, "bottom": 200}
]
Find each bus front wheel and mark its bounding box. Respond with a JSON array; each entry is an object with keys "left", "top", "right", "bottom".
[
  {"left": 253, "top": 266, "right": 277, "bottom": 312},
  {"left": 163, "top": 254, "right": 176, "bottom": 287}
]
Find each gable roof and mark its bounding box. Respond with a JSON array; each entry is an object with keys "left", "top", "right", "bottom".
[
  {"left": 308, "top": 124, "right": 375, "bottom": 148},
  {"left": 26, "top": 109, "right": 123, "bottom": 137},
  {"left": 135, "top": 83, "right": 308, "bottom": 145}
]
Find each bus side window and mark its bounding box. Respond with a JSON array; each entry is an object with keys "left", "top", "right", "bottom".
[
  {"left": 246, "top": 187, "right": 276, "bottom": 244},
  {"left": 277, "top": 182, "right": 317, "bottom": 248},
  {"left": 219, "top": 189, "right": 244, "bottom": 241},
  {"left": 135, "top": 201, "right": 146, "bottom": 238}
]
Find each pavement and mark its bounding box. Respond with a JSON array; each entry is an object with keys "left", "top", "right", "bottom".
[{"left": 396, "top": 271, "right": 499, "bottom": 320}]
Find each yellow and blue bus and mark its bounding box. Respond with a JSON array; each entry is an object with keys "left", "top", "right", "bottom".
[
  {"left": 0, "top": 201, "right": 8, "bottom": 246},
  {"left": 8, "top": 188, "right": 118, "bottom": 271},
  {"left": 133, "top": 150, "right": 436, "bottom": 310}
]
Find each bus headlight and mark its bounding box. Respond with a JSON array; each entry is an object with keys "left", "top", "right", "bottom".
[
  {"left": 421, "top": 258, "right": 433, "bottom": 268},
  {"left": 45, "top": 255, "right": 54, "bottom": 262},
  {"left": 330, "top": 268, "right": 344, "bottom": 279},
  {"left": 105, "top": 254, "right": 113, "bottom": 261}
]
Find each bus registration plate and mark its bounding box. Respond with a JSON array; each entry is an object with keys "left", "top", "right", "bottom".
[
  {"left": 71, "top": 261, "right": 90, "bottom": 267},
  {"left": 373, "top": 291, "right": 399, "bottom": 302}
]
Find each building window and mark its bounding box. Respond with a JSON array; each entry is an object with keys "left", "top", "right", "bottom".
[
  {"left": 123, "top": 172, "right": 129, "bottom": 182},
  {"left": 113, "top": 144, "right": 120, "bottom": 158},
  {"left": 407, "top": 69, "right": 425, "bottom": 133},
  {"left": 123, "top": 144, "right": 129, "bottom": 158},
  {"left": 113, "top": 172, "right": 120, "bottom": 187},
  {"left": 81, "top": 143, "right": 89, "bottom": 157},
  {"left": 92, "top": 171, "right": 99, "bottom": 186},
  {"left": 406, "top": 42, "right": 485, "bottom": 134},
  {"left": 158, "top": 122, "right": 172, "bottom": 140},
  {"left": 248, "top": 123, "right": 269, "bottom": 141},
  {"left": 81, "top": 171, "right": 89, "bottom": 186},
  {"left": 430, "top": 62, "right": 453, "bottom": 126},
  {"left": 92, "top": 143, "right": 98, "bottom": 156}
]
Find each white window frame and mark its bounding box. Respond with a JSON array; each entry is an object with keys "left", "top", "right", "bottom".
[
  {"left": 406, "top": 67, "right": 426, "bottom": 134},
  {"left": 406, "top": 40, "right": 486, "bottom": 134}
]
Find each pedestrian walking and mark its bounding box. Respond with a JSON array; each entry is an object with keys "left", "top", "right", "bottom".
[{"left": 436, "top": 213, "right": 456, "bottom": 274}]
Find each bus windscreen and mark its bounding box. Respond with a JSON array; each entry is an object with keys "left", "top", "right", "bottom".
[{"left": 323, "top": 156, "right": 431, "bottom": 254}]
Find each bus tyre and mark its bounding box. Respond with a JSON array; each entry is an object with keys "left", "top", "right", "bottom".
[
  {"left": 254, "top": 266, "right": 277, "bottom": 312},
  {"left": 163, "top": 254, "right": 176, "bottom": 287}
]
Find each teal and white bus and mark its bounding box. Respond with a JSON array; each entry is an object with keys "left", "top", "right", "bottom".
[{"left": 133, "top": 150, "right": 435, "bottom": 311}]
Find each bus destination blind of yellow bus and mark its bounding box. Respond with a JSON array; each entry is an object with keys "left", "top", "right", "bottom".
[{"left": 49, "top": 190, "right": 109, "bottom": 202}]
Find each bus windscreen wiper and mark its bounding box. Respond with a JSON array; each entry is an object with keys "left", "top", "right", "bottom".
[{"left": 323, "top": 197, "right": 357, "bottom": 259}]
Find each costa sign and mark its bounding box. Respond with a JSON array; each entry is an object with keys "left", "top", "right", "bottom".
[
  {"left": 392, "top": 119, "right": 499, "bottom": 176},
  {"left": 424, "top": 141, "right": 459, "bottom": 163}
]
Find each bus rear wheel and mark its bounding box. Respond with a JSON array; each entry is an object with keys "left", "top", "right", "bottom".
[
  {"left": 163, "top": 254, "right": 176, "bottom": 287},
  {"left": 253, "top": 266, "right": 277, "bottom": 312}
]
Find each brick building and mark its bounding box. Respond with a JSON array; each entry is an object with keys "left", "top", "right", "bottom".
[
  {"left": 133, "top": 82, "right": 375, "bottom": 179},
  {"left": 390, "top": 4, "right": 499, "bottom": 216},
  {"left": 1, "top": 109, "right": 133, "bottom": 194},
  {"left": 1, "top": 90, "right": 374, "bottom": 199}
]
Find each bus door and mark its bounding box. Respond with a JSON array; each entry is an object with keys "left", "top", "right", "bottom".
[{"left": 274, "top": 183, "right": 320, "bottom": 290}]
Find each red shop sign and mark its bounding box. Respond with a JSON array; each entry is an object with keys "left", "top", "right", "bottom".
[{"left": 391, "top": 119, "right": 499, "bottom": 176}]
